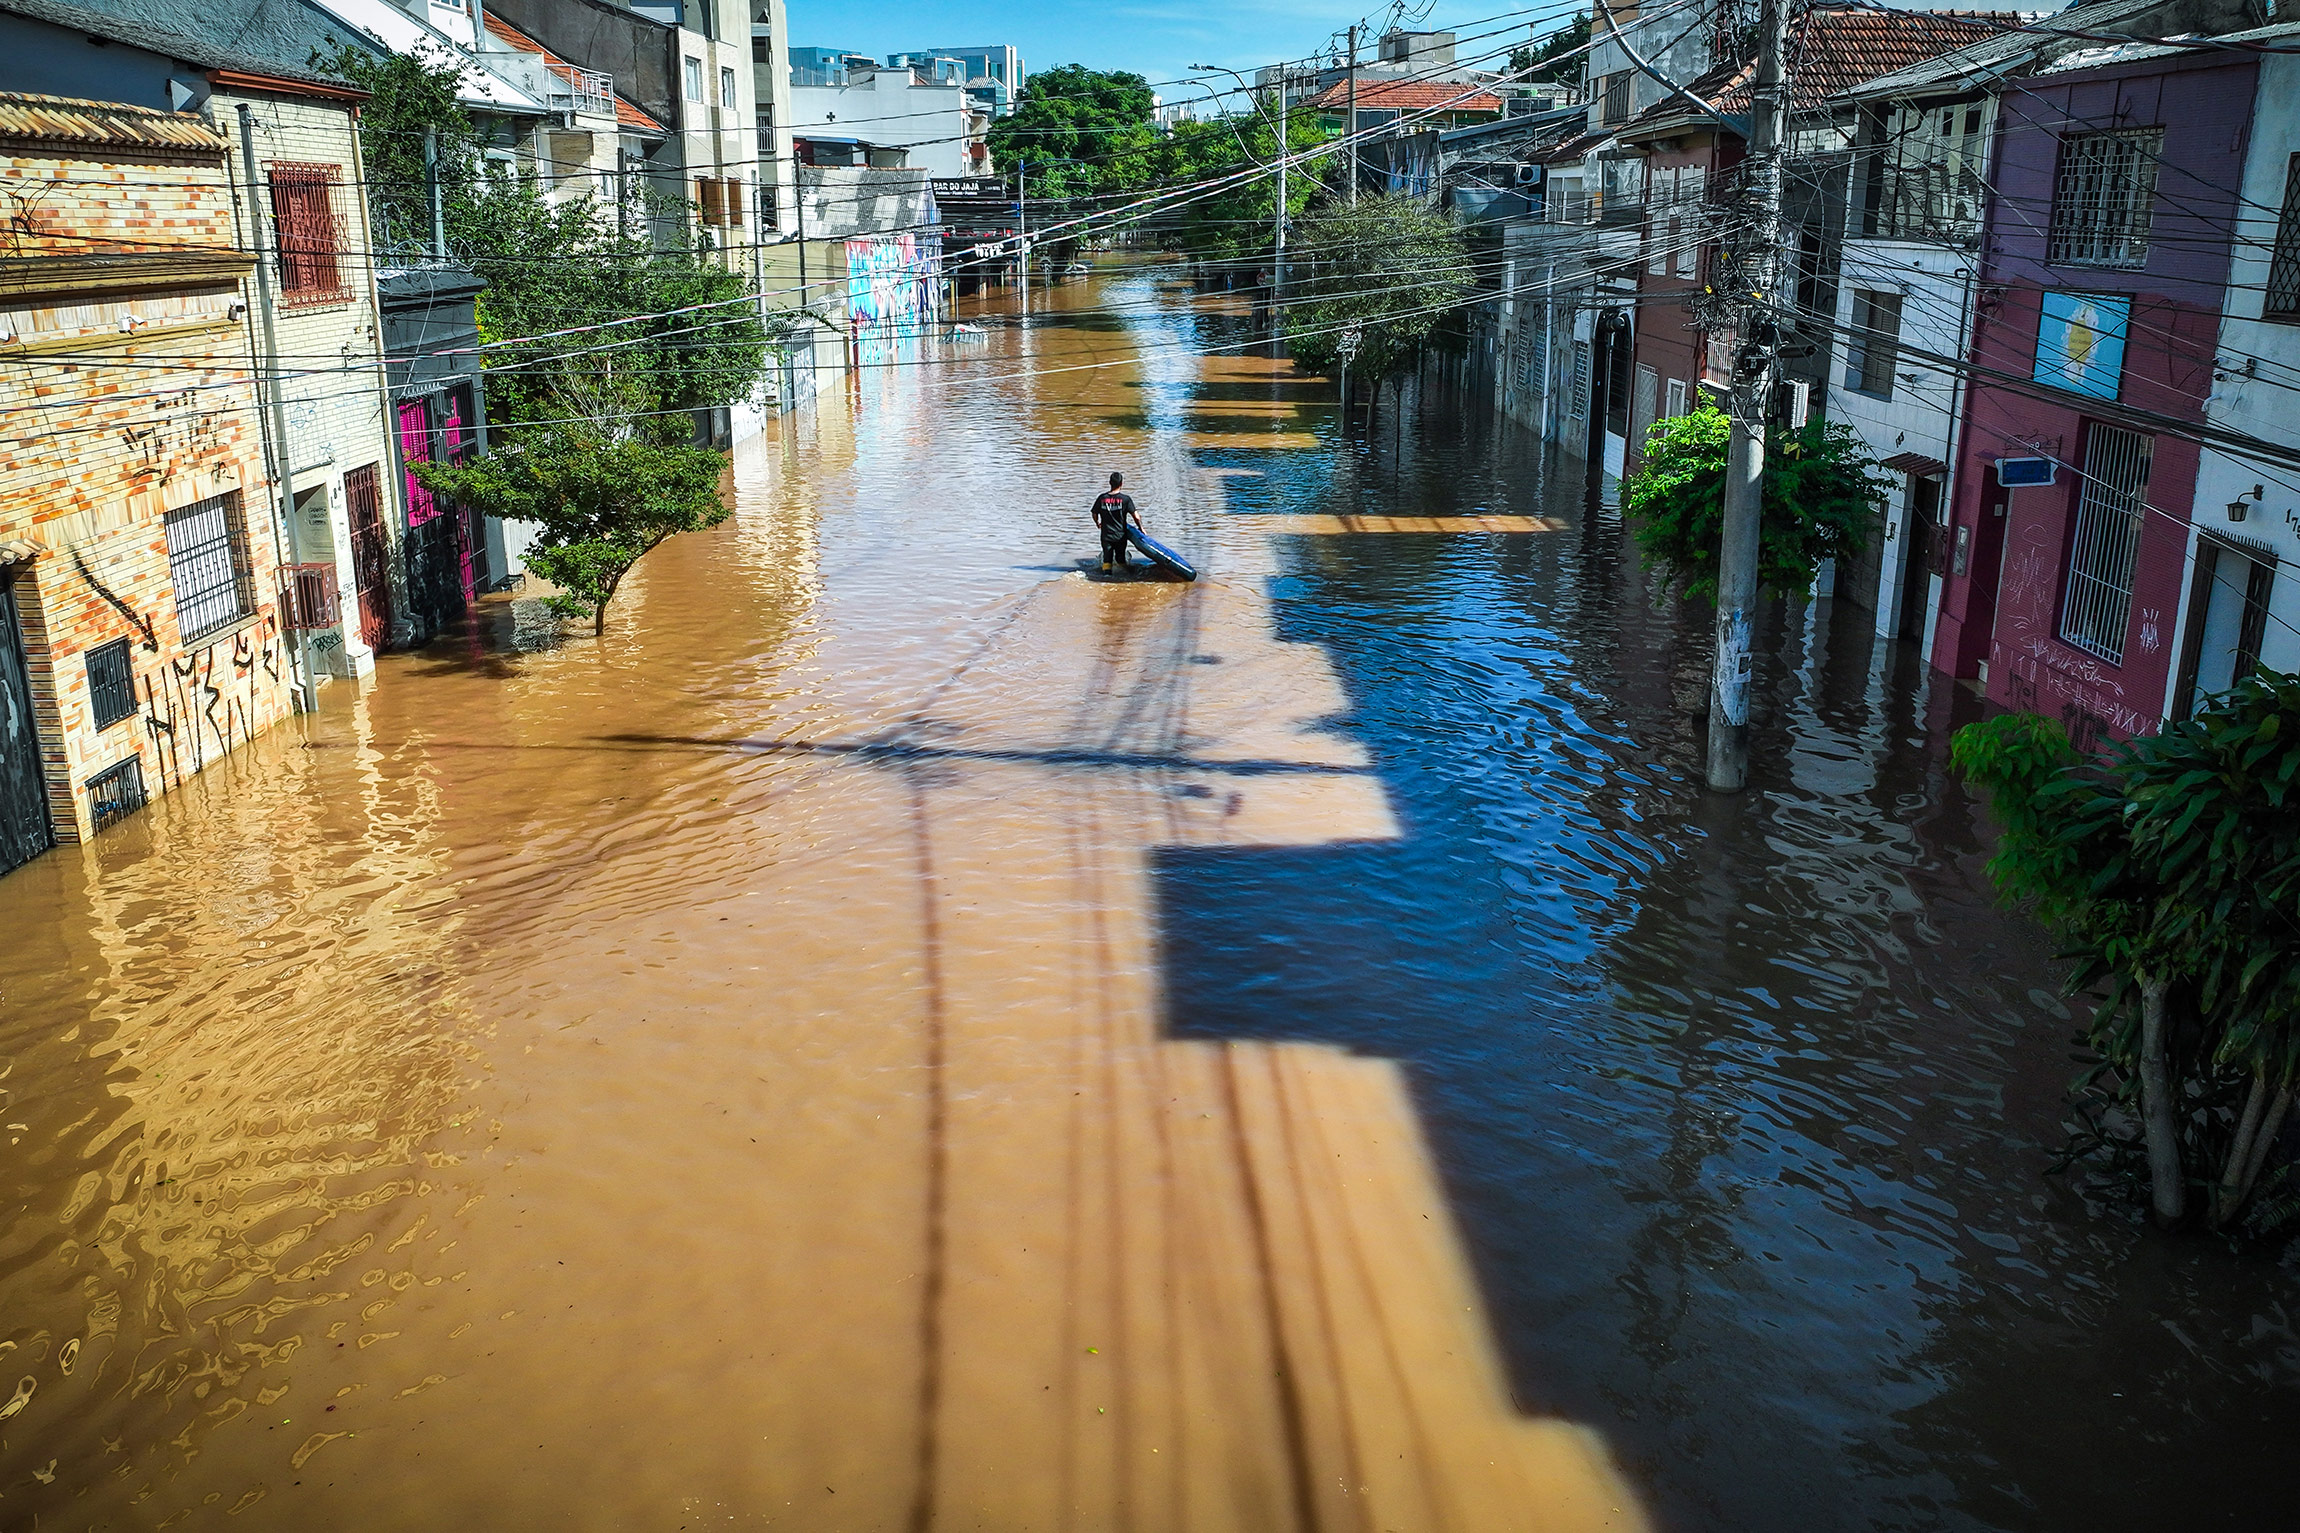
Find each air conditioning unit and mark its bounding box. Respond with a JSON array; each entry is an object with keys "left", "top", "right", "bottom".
[{"left": 1514, "top": 162, "right": 1543, "bottom": 188}]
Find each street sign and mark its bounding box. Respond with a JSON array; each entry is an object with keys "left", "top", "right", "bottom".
[
  {"left": 1338, "top": 327, "right": 1363, "bottom": 362},
  {"left": 1995, "top": 457, "right": 2056, "bottom": 487}
]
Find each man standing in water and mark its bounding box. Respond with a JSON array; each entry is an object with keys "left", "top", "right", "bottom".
[{"left": 1091, "top": 473, "right": 1141, "bottom": 574}]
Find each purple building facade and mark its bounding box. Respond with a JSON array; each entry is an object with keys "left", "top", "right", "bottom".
[{"left": 1935, "top": 44, "right": 2258, "bottom": 744}]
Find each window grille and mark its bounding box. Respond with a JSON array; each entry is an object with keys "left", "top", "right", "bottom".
[
  {"left": 283, "top": 563, "right": 342, "bottom": 631},
  {"left": 86, "top": 755, "right": 147, "bottom": 832},
  {"left": 1846, "top": 290, "right": 1903, "bottom": 398},
  {"left": 2266, "top": 153, "right": 2300, "bottom": 323},
  {"left": 1602, "top": 72, "right": 1628, "bottom": 125},
  {"left": 1570, "top": 341, "right": 1590, "bottom": 414},
  {"left": 268, "top": 165, "right": 344, "bottom": 301},
  {"left": 2048, "top": 130, "right": 2162, "bottom": 269},
  {"left": 164, "top": 493, "right": 252, "bottom": 642},
  {"left": 85, "top": 638, "right": 134, "bottom": 729},
  {"left": 2060, "top": 424, "right": 2152, "bottom": 663}
]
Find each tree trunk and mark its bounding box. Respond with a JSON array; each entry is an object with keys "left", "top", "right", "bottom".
[
  {"left": 2235, "top": 1082, "right": 2293, "bottom": 1220},
  {"left": 2138, "top": 975, "right": 2185, "bottom": 1227},
  {"left": 2212, "top": 1071, "right": 2270, "bottom": 1229}
]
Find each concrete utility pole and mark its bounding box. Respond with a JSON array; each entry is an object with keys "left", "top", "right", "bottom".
[
  {"left": 1705, "top": 0, "right": 1788, "bottom": 793},
  {"left": 1018, "top": 157, "right": 1029, "bottom": 301},
  {"left": 422, "top": 126, "right": 445, "bottom": 260},
  {"left": 1345, "top": 27, "right": 1359, "bottom": 207}
]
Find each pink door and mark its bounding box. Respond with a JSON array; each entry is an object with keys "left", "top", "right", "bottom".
[
  {"left": 438, "top": 393, "right": 476, "bottom": 600},
  {"left": 399, "top": 399, "right": 437, "bottom": 527}
]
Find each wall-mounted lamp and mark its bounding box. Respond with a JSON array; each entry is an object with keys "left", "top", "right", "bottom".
[
  {"left": 117, "top": 313, "right": 146, "bottom": 333},
  {"left": 2228, "top": 484, "right": 2264, "bottom": 523}
]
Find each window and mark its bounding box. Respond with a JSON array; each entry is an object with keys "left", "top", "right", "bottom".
[
  {"left": 1601, "top": 71, "right": 1629, "bottom": 125},
  {"left": 2265, "top": 153, "right": 2300, "bottom": 322},
  {"left": 2048, "top": 129, "right": 2162, "bottom": 268},
  {"left": 696, "top": 176, "right": 743, "bottom": 228},
  {"left": 1846, "top": 290, "right": 1904, "bottom": 398},
  {"left": 1866, "top": 100, "right": 1986, "bottom": 239},
  {"left": 685, "top": 55, "right": 704, "bottom": 101},
  {"left": 1569, "top": 341, "right": 1590, "bottom": 414},
  {"left": 164, "top": 493, "right": 253, "bottom": 642},
  {"left": 1631, "top": 363, "right": 1658, "bottom": 446},
  {"left": 2060, "top": 423, "right": 2153, "bottom": 663},
  {"left": 721, "top": 64, "right": 738, "bottom": 108},
  {"left": 399, "top": 398, "right": 439, "bottom": 528},
  {"left": 85, "top": 639, "right": 134, "bottom": 729},
  {"left": 267, "top": 165, "right": 344, "bottom": 301},
  {"left": 85, "top": 756, "right": 146, "bottom": 832},
  {"left": 1665, "top": 377, "right": 1687, "bottom": 418},
  {"left": 1675, "top": 166, "right": 1703, "bottom": 278}
]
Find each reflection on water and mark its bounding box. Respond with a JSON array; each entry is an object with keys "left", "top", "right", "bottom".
[{"left": 0, "top": 262, "right": 2292, "bottom": 1531}]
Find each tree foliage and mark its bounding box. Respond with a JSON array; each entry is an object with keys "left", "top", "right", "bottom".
[
  {"left": 1508, "top": 15, "right": 1593, "bottom": 87},
  {"left": 1953, "top": 674, "right": 2300, "bottom": 1233},
  {"left": 1623, "top": 406, "right": 1889, "bottom": 602},
  {"left": 412, "top": 424, "right": 729, "bottom": 635},
  {"left": 1282, "top": 196, "right": 1473, "bottom": 379},
  {"left": 1154, "top": 110, "right": 1331, "bottom": 260},
  {"left": 986, "top": 65, "right": 1160, "bottom": 200}
]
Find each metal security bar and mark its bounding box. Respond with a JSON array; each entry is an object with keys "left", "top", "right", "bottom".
[
  {"left": 84, "top": 638, "right": 135, "bottom": 729},
  {"left": 2266, "top": 153, "right": 2300, "bottom": 323},
  {"left": 2059, "top": 423, "right": 2153, "bottom": 662},
  {"left": 282, "top": 563, "right": 341, "bottom": 631},
  {"left": 269, "top": 164, "right": 346, "bottom": 303},
  {"left": 164, "top": 493, "right": 251, "bottom": 642},
  {"left": 85, "top": 755, "right": 147, "bottom": 832},
  {"left": 2048, "top": 130, "right": 2162, "bottom": 268}
]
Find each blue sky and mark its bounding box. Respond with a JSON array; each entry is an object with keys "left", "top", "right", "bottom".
[
  {"left": 782, "top": 1, "right": 2034, "bottom": 106},
  {"left": 780, "top": 2, "right": 1581, "bottom": 102}
]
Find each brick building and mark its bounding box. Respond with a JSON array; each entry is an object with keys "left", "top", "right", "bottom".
[{"left": 0, "top": 92, "right": 287, "bottom": 873}]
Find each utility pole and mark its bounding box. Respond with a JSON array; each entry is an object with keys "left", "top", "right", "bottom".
[
  {"left": 1706, "top": 0, "right": 1788, "bottom": 792},
  {"left": 1018, "top": 157, "right": 1029, "bottom": 301},
  {"left": 1345, "top": 26, "right": 1359, "bottom": 207},
  {"left": 1275, "top": 77, "right": 1288, "bottom": 305},
  {"left": 422, "top": 125, "right": 445, "bottom": 260},
  {"left": 793, "top": 151, "right": 807, "bottom": 312}
]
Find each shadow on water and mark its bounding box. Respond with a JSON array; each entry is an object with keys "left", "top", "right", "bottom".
[{"left": 1146, "top": 372, "right": 2300, "bottom": 1532}]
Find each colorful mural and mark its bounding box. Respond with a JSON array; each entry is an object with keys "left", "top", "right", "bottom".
[
  {"left": 2033, "top": 291, "right": 2130, "bottom": 401},
  {"left": 846, "top": 235, "right": 942, "bottom": 328}
]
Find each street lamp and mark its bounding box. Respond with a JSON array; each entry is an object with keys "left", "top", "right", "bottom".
[{"left": 1189, "top": 63, "right": 1289, "bottom": 303}]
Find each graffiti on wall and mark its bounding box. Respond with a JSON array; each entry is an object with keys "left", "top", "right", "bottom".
[
  {"left": 846, "top": 234, "right": 941, "bottom": 327},
  {"left": 140, "top": 612, "right": 283, "bottom": 793}
]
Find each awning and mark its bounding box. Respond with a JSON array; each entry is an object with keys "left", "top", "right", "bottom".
[
  {"left": 1881, "top": 451, "right": 1947, "bottom": 477},
  {"left": 0, "top": 537, "right": 41, "bottom": 568}
]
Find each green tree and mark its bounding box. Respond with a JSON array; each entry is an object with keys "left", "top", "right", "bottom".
[
  {"left": 1155, "top": 110, "right": 1331, "bottom": 260},
  {"left": 1623, "top": 405, "right": 1888, "bottom": 601},
  {"left": 1508, "top": 14, "right": 1593, "bottom": 88},
  {"left": 987, "top": 65, "right": 1160, "bottom": 200},
  {"left": 1953, "top": 674, "right": 2300, "bottom": 1232},
  {"left": 1282, "top": 195, "right": 1473, "bottom": 380},
  {"left": 412, "top": 415, "right": 729, "bottom": 636},
  {"left": 315, "top": 42, "right": 485, "bottom": 254}
]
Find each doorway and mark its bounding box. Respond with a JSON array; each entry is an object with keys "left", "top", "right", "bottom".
[
  {"left": 0, "top": 572, "right": 55, "bottom": 875},
  {"left": 1897, "top": 476, "right": 1942, "bottom": 641},
  {"left": 2174, "top": 535, "right": 2275, "bottom": 719}
]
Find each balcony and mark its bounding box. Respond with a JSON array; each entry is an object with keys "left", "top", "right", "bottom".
[{"left": 549, "top": 64, "right": 615, "bottom": 121}]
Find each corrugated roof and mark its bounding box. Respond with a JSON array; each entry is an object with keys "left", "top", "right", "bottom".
[
  {"left": 2033, "top": 17, "right": 2300, "bottom": 75},
  {"left": 0, "top": 89, "right": 228, "bottom": 152},
  {"left": 1306, "top": 78, "right": 1504, "bottom": 116},
  {"left": 1622, "top": 5, "right": 2002, "bottom": 132},
  {"left": 482, "top": 10, "right": 665, "bottom": 134},
  {"left": 0, "top": 0, "right": 357, "bottom": 93}
]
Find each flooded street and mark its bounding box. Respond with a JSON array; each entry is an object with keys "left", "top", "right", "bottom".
[{"left": 4, "top": 261, "right": 2297, "bottom": 1531}]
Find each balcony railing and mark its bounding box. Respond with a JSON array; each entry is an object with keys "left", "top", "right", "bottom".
[{"left": 550, "top": 64, "right": 615, "bottom": 119}]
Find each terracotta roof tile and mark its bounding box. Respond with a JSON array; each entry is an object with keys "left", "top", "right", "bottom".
[
  {"left": 1305, "top": 78, "right": 1504, "bottom": 116},
  {"left": 1624, "top": 6, "right": 2001, "bottom": 131},
  {"left": 0, "top": 90, "right": 228, "bottom": 154}
]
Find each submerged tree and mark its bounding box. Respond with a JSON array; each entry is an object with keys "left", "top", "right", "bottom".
[
  {"left": 1282, "top": 195, "right": 1473, "bottom": 382},
  {"left": 1623, "top": 405, "right": 1888, "bottom": 601},
  {"left": 986, "top": 65, "right": 1161, "bottom": 199},
  {"left": 1953, "top": 674, "right": 2300, "bottom": 1232}
]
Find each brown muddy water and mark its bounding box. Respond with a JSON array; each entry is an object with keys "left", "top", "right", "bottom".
[{"left": 2, "top": 263, "right": 2295, "bottom": 1532}]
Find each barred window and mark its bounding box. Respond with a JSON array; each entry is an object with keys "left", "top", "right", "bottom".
[
  {"left": 1602, "top": 72, "right": 1629, "bottom": 125},
  {"left": 269, "top": 164, "right": 345, "bottom": 300},
  {"left": 2060, "top": 424, "right": 2153, "bottom": 663},
  {"left": 164, "top": 493, "right": 253, "bottom": 642},
  {"left": 1846, "top": 290, "right": 1904, "bottom": 398},
  {"left": 85, "top": 638, "right": 135, "bottom": 729},
  {"left": 86, "top": 756, "right": 147, "bottom": 832},
  {"left": 2265, "top": 152, "right": 2300, "bottom": 323},
  {"left": 2048, "top": 130, "right": 2162, "bottom": 269}
]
